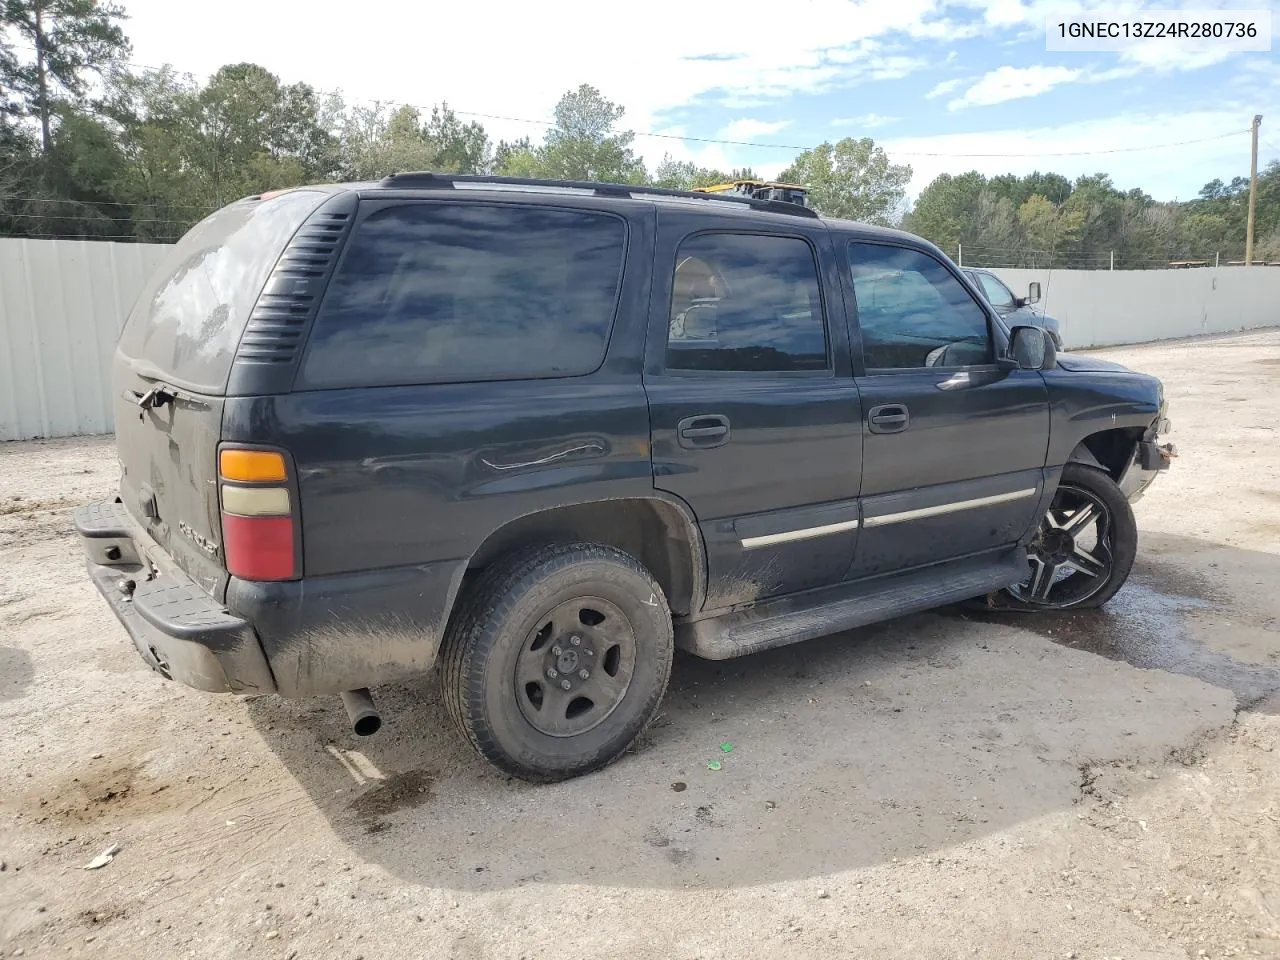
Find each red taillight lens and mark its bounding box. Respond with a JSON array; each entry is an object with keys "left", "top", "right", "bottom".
[
  {"left": 222, "top": 515, "right": 295, "bottom": 581},
  {"left": 219, "top": 447, "right": 297, "bottom": 582}
]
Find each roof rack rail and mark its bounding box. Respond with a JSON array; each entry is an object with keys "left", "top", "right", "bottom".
[{"left": 377, "top": 172, "right": 820, "bottom": 219}]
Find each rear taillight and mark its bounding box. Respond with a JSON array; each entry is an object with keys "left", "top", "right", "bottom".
[{"left": 218, "top": 448, "right": 297, "bottom": 581}]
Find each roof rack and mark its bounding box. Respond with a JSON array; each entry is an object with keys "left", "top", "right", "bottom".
[{"left": 377, "top": 172, "right": 820, "bottom": 219}]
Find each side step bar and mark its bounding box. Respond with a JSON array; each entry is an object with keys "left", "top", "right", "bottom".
[{"left": 677, "top": 549, "right": 1028, "bottom": 660}]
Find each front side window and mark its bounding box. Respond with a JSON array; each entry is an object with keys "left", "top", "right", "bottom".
[
  {"left": 666, "top": 233, "right": 828, "bottom": 373},
  {"left": 302, "top": 203, "right": 626, "bottom": 388},
  {"left": 977, "top": 272, "right": 1015, "bottom": 310},
  {"left": 847, "top": 242, "right": 992, "bottom": 370}
]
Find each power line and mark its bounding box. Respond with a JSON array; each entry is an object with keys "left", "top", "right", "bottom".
[
  {"left": 0, "top": 231, "right": 181, "bottom": 241},
  {"left": 0, "top": 209, "right": 197, "bottom": 225},
  {"left": 1, "top": 40, "right": 1250, "bottom": 160},
  {"left": 0, "top": 194, "right": 214, "bottom": 214}
]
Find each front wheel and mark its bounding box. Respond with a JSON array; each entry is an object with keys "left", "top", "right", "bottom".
[
  {"left": 440, "top": 542, "right": 674, "bottom": 783},
  {"left": 1002, "top": 462, "right": 1138, "bottom": 610}
]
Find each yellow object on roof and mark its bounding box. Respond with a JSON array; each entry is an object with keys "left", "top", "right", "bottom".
[{"left": 693, "top": 179, "right": 808, "bottom": 206}]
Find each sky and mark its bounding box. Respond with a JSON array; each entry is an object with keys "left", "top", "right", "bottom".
[{"left": 115, "top": 0, "right": 1280, "bottom": 202}]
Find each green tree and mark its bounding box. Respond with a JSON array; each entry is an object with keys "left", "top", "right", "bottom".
[
  {"left": 492, "top": 135, "right": 534, "bottom": 175},
  {"left": 1059, "top": 173, "right": 1123, "bottom": 267},
  {"left": 988, "top": 171, "right": 1072, "bottom": 208},
  {"left": 650, "top": 155, "right": 730, "bottom": 191},
  {"left": 779, "top": 137, "right": 911, "bottom": 225},
  {"left": 533, "top": 84, "right": 645, "bottom": 183},
  {"left": 0, "top": 116, "right": 43, "bottom": 235},
  {"left": 902, "top": 170, "right": 987, "bottom": 251},
  {"left": 2, "top": 0, "right": 130, "bottom": 151},
  {"left": 185, "top": 63, "right": 331, "bottom": 204},
  {"left": 649, "top": 156, "right": 763, "bottom": 191},
  {"left": 1017, "top": 194, "right": 1084, "bottom": 265},
  {"left": 423, "top": 102, "right": 490, "bottom": 174},
  {"left": 102, "top": 66, "right": 205, "bottom": 236},
  {"left": 342, "top": 102, "right": 436, "bottom": 181},
  {"left": 972, "top": 188, "right": 1019, "bottom": 257},
  {"left": 341, "top": 101, "right": 491, "bottom": 180},
  {"left": 39, "top": 108, "right": 134, "bottom": 234}
]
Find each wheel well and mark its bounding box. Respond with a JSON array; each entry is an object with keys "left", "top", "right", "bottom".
[
  {"left": 1069, "top": 428, "right": 1143, "bottom": 479},
  {"left": 464, "top": 499, "right": 703, "bottom": 617}
]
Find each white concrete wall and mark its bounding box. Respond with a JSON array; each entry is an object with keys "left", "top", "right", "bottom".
[
  {"left": 988, "top": 266, "right": 1280, "bottom": 350},
  {"left": 0, "top": 238, "right": 171, "bottom": 441},
  {"left": 2, "top": 240, "right": 1279, "bottom": 441}
]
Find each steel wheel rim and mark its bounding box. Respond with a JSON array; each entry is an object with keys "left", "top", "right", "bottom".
[
  {"left": 1009, "top": 482, "right": 1115, "bottom": 608},
  {"left": 513, "top": 595, "right": 638, "bottom": 737}
]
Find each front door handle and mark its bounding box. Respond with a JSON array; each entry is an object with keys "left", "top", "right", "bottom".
[
  {"left": 678, "top": 414, "right": 731, "bottom": 449},
  {"left": 867, "top": 403, "right": 910, "bottom": 434}
]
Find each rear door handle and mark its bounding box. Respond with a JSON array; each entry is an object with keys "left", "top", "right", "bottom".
[
  {"left": 867, "top": 403, "right": 910, "bottom": 434},
  {"left": 678, "top": 414, "right": 731, "bottom": 449}
]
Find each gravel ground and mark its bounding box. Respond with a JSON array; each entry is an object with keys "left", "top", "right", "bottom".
[{"left": 1, "top": 329, "right": 1279, "bottom": 960}]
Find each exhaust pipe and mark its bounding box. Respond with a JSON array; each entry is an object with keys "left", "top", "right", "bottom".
[{"left": 340, "top": 688, "right": 382, "bottom": 737}]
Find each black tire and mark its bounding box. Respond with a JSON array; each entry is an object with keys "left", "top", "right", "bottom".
[
  {"left": 1000, "top": 461, "right": 1138, "bottom": 610},
  {"left": 440, "top": 542, "right": 674, "bottom": 783}
]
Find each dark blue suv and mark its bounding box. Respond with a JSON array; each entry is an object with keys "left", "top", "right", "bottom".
[{"left": 74, "top": 174, "right": 1174, "bottom": 782}]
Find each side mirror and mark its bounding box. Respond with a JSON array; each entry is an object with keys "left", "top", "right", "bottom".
[
  {"left": 1026, "top": 281, "right": 1042, "bottom": 305},
  {"left": 1007, "top": 325, "right": 1057, "bottom": 371}
]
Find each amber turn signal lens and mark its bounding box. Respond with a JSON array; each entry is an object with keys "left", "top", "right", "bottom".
[{"left": 219, "top": 449, "right": 287, "bottom": 483}]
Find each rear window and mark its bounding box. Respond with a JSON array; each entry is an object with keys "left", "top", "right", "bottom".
[
  {"left": 299, "top": 202, "right": 627, "bottom": 388},
  {"left": 117, "top": 190, "right": 326, "bottom": 392}
]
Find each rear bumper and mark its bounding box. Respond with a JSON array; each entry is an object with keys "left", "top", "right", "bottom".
[
  {"left": 74, "top": 501, "right": 276, "bottom": 695},
  {"left": 74, "top": 499, "right": 461, "bottom": 698}
]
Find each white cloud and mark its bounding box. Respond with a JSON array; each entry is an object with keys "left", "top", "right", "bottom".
[
  {"left": 718, "top": 118, "right": 792, "bottom": 141},
  {"left": 926, "top": 77, "right": 966, "bottom": 99},
  {"left": 111, "top": 0, "right": 1274, "bottom": 197},
  {"left": 117, "top": 0, "right": 949, "bottom": 154},
  {"left": 831, "top": 113, "right": 901, "bottom": 128},
  {"left": 1118, "top": 44, "right": 1240, "bottom": 73},
  {"left": 948, "top": 64, "right": 1081, "bottom": 109}
]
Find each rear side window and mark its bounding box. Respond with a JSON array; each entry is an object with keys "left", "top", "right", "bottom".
[
  {"left": 665, "top": 233, "right": 828, "bottom": 374},
  {"left": 117, "top": 190, "right": 326, "bottom": 393},
  {"left": 300, "top": 203, "right": 627, "bottom": 388}
]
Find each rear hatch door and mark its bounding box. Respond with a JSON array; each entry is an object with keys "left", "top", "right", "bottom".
[{"left": 112, "top": 189, "right": 328, "bottom": 599}]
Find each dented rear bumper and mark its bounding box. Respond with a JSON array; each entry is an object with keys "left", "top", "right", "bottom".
[
  {"left": 74, "top": 501, "right": 277, "bottom": 695},
  {"left": 74, "top": 499, "right": 458, "bottom": 699}
]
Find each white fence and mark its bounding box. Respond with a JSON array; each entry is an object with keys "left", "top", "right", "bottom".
[
  {"left": 1, "top": 238, "right": 170, "bottom": 442},
  {"left": 989, "top": 267, "right": 1280, "bottom": 350},
  {"left": 2, "top": 238, "right": 1279, "bottom": 441}
]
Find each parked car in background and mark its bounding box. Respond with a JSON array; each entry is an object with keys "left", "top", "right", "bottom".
[{"left": 963, "top": 267, "right": 1063, "bottom": 349}]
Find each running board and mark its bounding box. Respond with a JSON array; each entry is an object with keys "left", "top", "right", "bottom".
[{"left": 676, "top": 549, "right": 1028, "bottom": 660}]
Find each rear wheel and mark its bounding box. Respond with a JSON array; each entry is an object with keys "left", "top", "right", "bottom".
[
  {"left": 440, "top": 542, "right": 673, "bottom": 782},
  {"left": 1002, "top": 462, "right": 1137, "bottom": 610}
]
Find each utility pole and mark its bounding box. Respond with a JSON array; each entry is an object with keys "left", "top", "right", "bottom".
[{"left": 1246, "top": 114, "right": 1262, "bottom": 266}]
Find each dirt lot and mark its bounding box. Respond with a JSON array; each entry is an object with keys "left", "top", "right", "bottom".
[{"left": 2, "top": 330, "right": 1279, "bottom": 960}]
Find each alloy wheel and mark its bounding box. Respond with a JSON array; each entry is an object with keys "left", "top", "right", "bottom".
[{"left": 1008, "top": 482, "right": 1115, "bottom": 608}]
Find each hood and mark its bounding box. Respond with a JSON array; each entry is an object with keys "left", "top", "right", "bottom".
[{"left": 1054, "top": 354, "right": 1135, "bottom": 374}]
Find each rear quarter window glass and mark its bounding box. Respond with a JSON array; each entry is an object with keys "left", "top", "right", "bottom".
[
  {"left": 300, "top": 202, "right": 627, "bottom": 388},
  {"left": 117, "top": 190, "right": 325, "bottom": 392}
]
